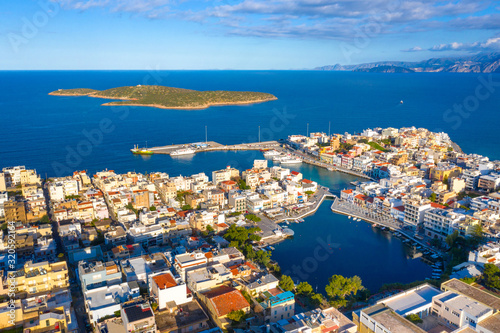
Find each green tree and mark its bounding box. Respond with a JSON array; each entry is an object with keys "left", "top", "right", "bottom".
[
  {"left": 325, "top": 275, "right": 364, "bottom": 308},
  {"left": 227, "top": 310, "right": 246, "bottom": 323},
  {"left": 149, "top": 205, "right": 156, "bottom": 211},
  {"left": 249, "top": 234, "right": 262, "bottom": 242},
  {"left": 254, "top": 250, "right": 271, "bottom": 266},
  {"left": 445, "top": 230, "right": 459, "bottom": 248},
  {"left": 279, "top": 275, "right": 295, "bottom": 292},
  {"left": 238, "top": 179, "right": 251, "bottom": 190},
  {"left": 429, "top": 193, "right": 437, "bottom": 202},
  {"left": 296, "top": 282, "right": 314, "bottom": 295},
  {"left": 246, "top": 214, "right": 261, "bottom": 222},
  {"left": 206, "top": 225, "right": 214, "bottom": 233},
  {"left": 483, "top": 264, "right": 500, "bottom": 290},
  {"left": 405, "top": 314, "right": 423, "bottom": 324},
  {"left": 310, "top": 293, "right": 324, "bottom": 307},
  {"left": 40, "top": 215, "right": 50, "bottom": 224},
  {"left": 181, "top": 204, "right": 193, "bottom": 211},
  {"left": 470, "top": 224, "right": 484, "bottom": 243}
]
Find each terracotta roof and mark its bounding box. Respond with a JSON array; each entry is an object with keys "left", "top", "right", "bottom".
[
  {"left": 354, "top": 194, "right": 368, "bottom": 201},
  {"left": 152, "top": 273, "right": 177, "bottom": 290},
  {"left": 245, "top": 261, "right": 257, "bottom": 270},
  {"left": 203, "top": 286, "right": 250, "bottom": 317},
  {"left": 291, "top": 171, "right": 299, "bottom": 176},
  {"left": 393, "top": 206, "right": 405, "bottom": 212},
  {"left": 342, "top": 189, "right": 353, "bottom": 194},
  {"left": 431, "top": 203, "right": 446, "bottom": 209}
]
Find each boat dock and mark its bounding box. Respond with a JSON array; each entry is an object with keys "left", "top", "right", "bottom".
[{"left": 138, "top": 140, "right": 281, "bottom": 155}]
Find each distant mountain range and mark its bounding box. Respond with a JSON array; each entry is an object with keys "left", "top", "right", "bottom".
[{"left": 315, "top": 53, "right": 500, "bottom": 73}]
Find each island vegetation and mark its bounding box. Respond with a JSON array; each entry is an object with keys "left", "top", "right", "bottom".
[{"left": 49, "top": 84, "right": 277, "bottom": 109}]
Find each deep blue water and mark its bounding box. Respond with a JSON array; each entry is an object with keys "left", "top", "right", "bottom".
[
  {"left": 1, "top": 70, "right": 496, "bottom": 292},
  {"left": 1, "top": 71, "right": 500, "bottom": 177}
]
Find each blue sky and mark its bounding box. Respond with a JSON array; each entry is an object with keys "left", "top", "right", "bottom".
[{"left": 1, "top": 0, "right": 499, "bottom": 69}]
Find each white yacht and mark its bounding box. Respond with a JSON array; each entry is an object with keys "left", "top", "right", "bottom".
[
  {"left": 171, "top": 148, "right": 196, "bottom": 156},
  {"left": 280, "top": 157, "right": 302, "bottom": 165},
  {"left": 263, "top": 150, "right": 281, "bottom": 157}
]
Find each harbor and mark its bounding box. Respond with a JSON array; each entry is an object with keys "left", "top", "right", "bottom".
[{"left": 132, "top": 140, "right": 373, "bottom": 180}]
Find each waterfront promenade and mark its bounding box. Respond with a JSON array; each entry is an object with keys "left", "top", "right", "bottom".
[{"left": 330, "top": 197, "right": 442, "bottom": 255}]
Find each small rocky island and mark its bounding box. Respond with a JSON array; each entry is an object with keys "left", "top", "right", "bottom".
[{"left": 49, "top": 85, "right": 277, "bottom": 109}]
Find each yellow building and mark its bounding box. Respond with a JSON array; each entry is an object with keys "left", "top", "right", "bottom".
[
  {"left": 0, "top": 300, "right": 23, "bottom": 330},
  {"left": 22, "top": 306, "right": 68, "bottom": 333},
  {"left": 8, "top": 261, "right": 69, "bottom": 298},
  {"left": 20, "top": 169, "right": 41, "bottom": 186},
  {"left": 430, "top": 165, "right": 462, "bottom": 182}
]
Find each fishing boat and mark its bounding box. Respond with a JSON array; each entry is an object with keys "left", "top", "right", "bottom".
[
  {"left": 131, "top": 144, "right": 154, "bottom": 155},
  {"left": 348, "top": 216, "right": 351, "bottom": 219},
  {"left": 171, "top": 148, "right": 196, "bottom": 156}
]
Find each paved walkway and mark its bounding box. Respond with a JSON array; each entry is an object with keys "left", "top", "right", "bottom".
[{"left": 330, "top": 197, "right": 443, "bottom": 255}]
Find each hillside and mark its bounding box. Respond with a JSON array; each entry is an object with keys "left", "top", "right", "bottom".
[
  {"left": 354, "top": 66, "right": 415, "bottom": 73},
  {"left": 315, "top": 52, "right": 500, "bottom": 73},
  {"left": 49, "top": 85, "right": 277, "bottom": 109}
]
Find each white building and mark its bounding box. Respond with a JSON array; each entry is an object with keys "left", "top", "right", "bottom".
[
  {"left": 150, "top": 271, "right": 192, "bottom": 310},
  {"left": 424, "top": 208, "right": 466, "bottom": 241},
  {"left": 174, "top": 251, "right": 208, "bottom": 281},
  {"left": 84, "top": 282, "right": 140, "bottom": 324}
]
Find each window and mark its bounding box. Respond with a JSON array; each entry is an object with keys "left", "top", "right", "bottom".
[{"left": 46, "top": 320, "right": 50, "bottom": 327}]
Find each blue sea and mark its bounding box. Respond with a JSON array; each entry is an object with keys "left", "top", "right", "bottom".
[{"left": 2, "top": 70, "right": 499, "bottom": 291}]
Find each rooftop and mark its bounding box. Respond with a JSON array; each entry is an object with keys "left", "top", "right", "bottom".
[
  {"left": 152, "top": 272, "right": 177, "bottom": 290},
  {"left": 478, "top": 312, "right": 500, "bottom": 332},
  {"left": 369, "top": 307, "right": 427, "bottom": 333},
  {"left": 202, "top": 285, "right": 250, "bottom": 317},
  {"left": 382, "top": 284, "right": 442, "bottom": 316},
  {"left": 123, "top": 303, "right": 154, "bottom": 323},
  {"left": 155, "top": 300, "right": 209, "bottom": 331},
  {"left": 441, "top": 279, "right": 500, "bottom": 310}
]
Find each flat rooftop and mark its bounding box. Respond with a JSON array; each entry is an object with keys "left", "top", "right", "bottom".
[
  {"left": 478, "top": 312, "right": 500, "bottom": 332},
  {"left": 382, "top": 284, "right": 441, "bottom": 316},
  {"left": 441, "top": 279, "right": 500, "bottom": 310},
  {"left": 371, "top": 309, "right": 427, "bottom": 333},
  {"left": 155, "top": 300, "right": 208, "bottom": 331}
]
